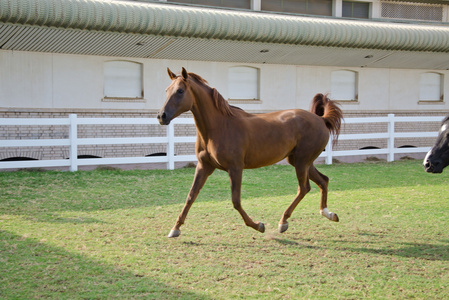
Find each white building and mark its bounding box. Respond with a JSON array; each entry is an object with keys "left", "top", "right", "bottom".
[{"left": 1, "top": 0, "right": 449, "bottom": 162}]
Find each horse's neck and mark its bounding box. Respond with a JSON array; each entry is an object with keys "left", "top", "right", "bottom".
[{"left": 190, "top": 85, "right": 225, "bottom": 139}]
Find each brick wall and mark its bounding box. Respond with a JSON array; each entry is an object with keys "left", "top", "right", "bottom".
[
  {"left": 0, "top": 109, "right": 444, "bottom": 162},
  {"left": 337, "top": 111, "right": 443, "bottom": 151},
  {"left": 0, "top": 109, "right": 196, "bottom": 161}
]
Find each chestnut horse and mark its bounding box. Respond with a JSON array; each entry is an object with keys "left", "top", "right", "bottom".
[{"left": 157, "top": 68, "right": 343, "bottom": 238}]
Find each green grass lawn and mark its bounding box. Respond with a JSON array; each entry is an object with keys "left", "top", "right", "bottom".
[{"left": 1, "top": 160, "right": 448, "bottom": 299}]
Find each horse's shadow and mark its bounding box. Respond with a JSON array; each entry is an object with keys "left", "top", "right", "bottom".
[
  {"left": 271, "top": 235, "right": 449, "bottom": 261},
  {"left": 332, "top": 238, "right": 449, "bottom": 261},
  {"left": 349, "top": 241, "right": 449, "bottom": 261}
]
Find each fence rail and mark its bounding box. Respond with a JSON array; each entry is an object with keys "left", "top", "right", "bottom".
[
  {"left": 0, "top": 114, "right": 443, "bottom": 171},
  {"left": 322, "top": 114, "right": 442, "bottom": 164}
]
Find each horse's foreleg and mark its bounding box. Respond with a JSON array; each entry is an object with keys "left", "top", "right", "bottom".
[
  {"left": 309, "top": 166, "right": 339, "bottom": 222},
  {"left": 278, "top": 166, "right": 310, "bottom": 233},
  {"left": 168, "top": 162, "right": 215, "bottom": 238},
  {"left": 229, "top": 168, "right": 265, "bottom": 233}
]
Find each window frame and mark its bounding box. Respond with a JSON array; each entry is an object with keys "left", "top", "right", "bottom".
[
  {"left": 419, "top": 72, "right": 444, "bottom": 103},
  {"left": 342, "top": 1, "right": 371, "bottom": 19},
  {"left": 166, "top": 0, "right": 251, "bottom": 9},
  {"left": 102, "top": 60, "right": 145, "bottom": 103},
  {"left": 261, "top": 0, "right": 333, "bottom": 16},
  {"left": 330, "top": 69, "right": 359, "bottom": 102},
  {"left": 227, "top": 66, "right": 261, "bottom": 103}
]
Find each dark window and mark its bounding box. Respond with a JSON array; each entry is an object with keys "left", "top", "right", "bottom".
[
  {"left": 343, "top": 1, "right": 370, "bottom": 19},
  {"left": 167, "top": 0, "right": 251, "bottom": 9},
  {"left": 262, "top": 0, "right": 332, "bottom": 16}
]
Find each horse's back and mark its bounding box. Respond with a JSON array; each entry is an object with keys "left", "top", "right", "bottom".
[{"left": 252, "top": 109, "right": 328, "bottom": 135}]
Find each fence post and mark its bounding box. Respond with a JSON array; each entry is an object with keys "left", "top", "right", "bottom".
[
  {"left": 325, "top": 135, "right": 333, "bottom": 165},
  {"left": 387, "top": 113, "right": 395, "bottom": 162},
  {"left": 167, "top": 122, "right": 175, "bottom": 170},
  {"left": 69, "top": 114, "right": 78, "bottom": 172}
]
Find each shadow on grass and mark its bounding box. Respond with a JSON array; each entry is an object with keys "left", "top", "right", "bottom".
[
  {"left": 326, "top": 238, "right": 449, "bottom": 261},
  {"left": 268, "top": 234, "right": 449, "bottom": 261},
  {"left": 350, "top": 241, "right": 449, "bottom": 261},
  {"left": 269, "top": 237, "right": 322, "bottom": 250},
  {"left": 0, "top": 230, "right": 209, "bottom": 299}
]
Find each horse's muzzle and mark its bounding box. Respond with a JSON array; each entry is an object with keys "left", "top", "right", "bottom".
[
  {"left": 424, "top": 159, "right": 434, "bottom": 173},
  {"left": 424, "top": 159, "right": 443, "bottom": 173},
  {"left": 157, "top": 111, "right": 170, "bottom": 125},
  {"left": 423, "top": 150, "right": 444, "bottom": 173}
]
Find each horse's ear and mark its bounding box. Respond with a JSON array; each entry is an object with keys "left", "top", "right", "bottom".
[
  {"left": 181, "top": 67, "right": 188, "bottom": 81},
  {"left": 167, "top": 68, "right": 177, "bottom": 80}
]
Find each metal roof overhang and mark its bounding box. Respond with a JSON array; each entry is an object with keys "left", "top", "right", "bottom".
[{"left": 1, "top": 0, "right": 449, "bottom": 69}]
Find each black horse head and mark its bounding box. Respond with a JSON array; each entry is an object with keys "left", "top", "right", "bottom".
[{"left": 424, "top": 116, "right": 449, "bottom": 173}]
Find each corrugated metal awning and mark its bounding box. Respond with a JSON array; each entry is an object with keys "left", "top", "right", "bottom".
[{"left": 1, "top": 0, "right": 449, "bottom": 69}]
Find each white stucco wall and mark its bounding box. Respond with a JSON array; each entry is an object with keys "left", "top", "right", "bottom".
[
  {"left": 0, "top": 51, "right": 53, "bottom": 109},
  {"left": 1, "top": 49, "right": 448, "bottom": 114}
]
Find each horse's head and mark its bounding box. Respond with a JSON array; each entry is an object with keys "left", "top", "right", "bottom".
[
  {"left": 157, "top": 67, "right": 193, "bottom": 125},
  {"left": 424, "top": 116, "right": 449, "bottom": 173}
]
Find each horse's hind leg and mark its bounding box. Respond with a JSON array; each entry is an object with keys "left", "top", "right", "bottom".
[
  {"left": 278, "top": 164, "right": 311, "bottom": 233},
  {"left": 309, "top": 165, "right": 339, "bottom": 222}
]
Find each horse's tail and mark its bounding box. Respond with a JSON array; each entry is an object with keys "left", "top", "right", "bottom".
[{"left": 310, "top": 93, "right": 343, "bottom": 144}]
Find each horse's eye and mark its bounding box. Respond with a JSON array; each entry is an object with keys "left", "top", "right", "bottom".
[{"left": 177, "top": 89, "right": 184, "bottom": 94}]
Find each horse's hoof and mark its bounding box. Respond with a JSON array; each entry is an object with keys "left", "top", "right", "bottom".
[
  {"left": 321, "top": 208, "right": 339, "bottom": 222},
  {"left": 332, "top": 213, "right": 339, "bottom": 222},
  {"left": 258, "top": 222, "right": 265, "bottom": 233},
  {"left": 278, "top": 223, "right": 289, "bottom": 233},
  {"left": 167, "top": 229, "right": 181, "bottom": 238}
]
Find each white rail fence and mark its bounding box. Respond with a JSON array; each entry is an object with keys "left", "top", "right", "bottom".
[
  {"left": 0, "top": 114, "right": 443, "bottom": 171},
  {"left": 323, "top": 114, "right": 442, "bottom": 164}
]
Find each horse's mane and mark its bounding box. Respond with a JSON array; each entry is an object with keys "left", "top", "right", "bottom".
[{"left": 188, "top": 72, "right": 236, "bottom": 117}]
